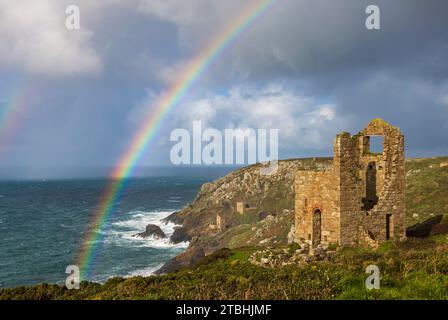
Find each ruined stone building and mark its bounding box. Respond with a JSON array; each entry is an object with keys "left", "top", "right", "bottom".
[
  {"left": 236, "top": 202, "right": 245, "bottom": 215},
  {"left": 294, "top": 119, "right": 406, "bottom": 247}
]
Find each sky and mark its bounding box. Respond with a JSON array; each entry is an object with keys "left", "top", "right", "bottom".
[{"left": 0, "top": 0, "right": 447, "bottom": 179}]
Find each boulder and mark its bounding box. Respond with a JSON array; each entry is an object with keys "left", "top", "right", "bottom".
[
  {"left": 134, "top": 224, "right": 166, "bottom": 239},
  {"left": 312, "top": 246, "right": 325, "bottom": 256},
  {"left": 170, "top": 227, "right": 192, "bottom": 244},
  {"left": 161, "top": 211, "right": 184, "bottom": 225},
  {"left": 258, "top": 211, "right": 269, "bottom": 220},
  {"left": 264, "top": 215, "right": 276, "bottom": 225}
]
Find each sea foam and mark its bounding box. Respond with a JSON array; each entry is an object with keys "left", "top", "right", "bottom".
[
  {"left": 109, "top": 210, "right": 188, "bottom": 249},
  {"left": 125, "top": 263, "right": 164, "bottom": 277}
]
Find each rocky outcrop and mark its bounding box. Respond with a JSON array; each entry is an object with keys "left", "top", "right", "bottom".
[
  {"left": 155, "top": 158, "right": 333, "bottom": 274},
  {"left": 406, "top": 214, "right": 448, "bottom": 238},
  {"left": 134, "top": 224, "right": 166, "bottom": 239},
  {"left": 161, "top": 211, "right": 184, "bottom": 225},
  {"left": 154, "top": 246, "right": 205, "bottom": 275},
  {"left": 170, "top": 227, "right": 191, "bottom": 244},
  {"left": 199, "top": 182, "right": 217, "bottom": 194}
]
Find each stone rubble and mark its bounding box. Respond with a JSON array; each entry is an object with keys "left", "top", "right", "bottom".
[{"left": 249, "top": 243, "right": 337, "bottom": 268}]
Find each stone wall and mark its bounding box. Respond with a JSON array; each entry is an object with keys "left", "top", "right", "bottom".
[
  {"left": 294, "top": 119, "right": 406, "bottom": 247},
  {"left": 334, "top": 131, "right": 364, "bottom": 245},
  {"left": 355, "top": 119, "right": 406, "bottom": 242},
  {"left": 294, "top": 168, "right": 340, "bottom": 245}
]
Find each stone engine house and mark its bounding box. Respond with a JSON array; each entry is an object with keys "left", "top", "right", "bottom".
[{"left": 294, "top": 119, "right": 406, "bottom": 247}]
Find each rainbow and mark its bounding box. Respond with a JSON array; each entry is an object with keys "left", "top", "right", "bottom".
[
  {"left": 0, "top": 84, "right": 37, "bottom": 155},
  {"left": 77, "top": 0, "right": 277, "bottom": 279}
]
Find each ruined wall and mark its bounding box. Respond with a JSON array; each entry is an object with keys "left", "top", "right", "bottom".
[
  {"left": 357, "top": 119, "right": 406, "bottom": 242},
  {"left": 294, "top": 119, "right": 406, "bottom": 247},
  {"left": 236, "top": 202, "right": 245, "bottom": 214},
  {"left": 294, "top": 168, "right": 340, "bottom": 245},
  {"left": 336, "top": 119, "right": 406, "bottom": 245},
  {"left": 334, "top": 132, "right": 364, "bottom": 245}
]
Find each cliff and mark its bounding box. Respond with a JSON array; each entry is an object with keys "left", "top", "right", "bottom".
[
  {"left": 2, "top": 157, "right": 448, "bottom": 299},
  {"left": 157, "top": 157, "right": 331, "bottom": 273},
  {"left": 157, "top": 156, "right": 448, "bottom": 274}
]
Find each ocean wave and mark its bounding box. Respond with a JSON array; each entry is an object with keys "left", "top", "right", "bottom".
[
  {"left": 106, "top": 232, "right": 188, "bottom": 249},
  {"left": 167, "top": 199, "right": 180, "bottom": 203},
  {"left": 108, "top": 210, "right": 188, "bottom": 249},
  {"left": 88, "top": 263, "right": 164, "bottom": 283},
  {"left": 125, "top": 264, "right": 164, "bottom": 278}
]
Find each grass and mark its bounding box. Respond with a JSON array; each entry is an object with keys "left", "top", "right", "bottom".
[
  {"left": 2, "top": 238, "right": 448, "bottom": 300},
  {"left": 1, "top": 156, "right": 448, "bottom": 300},
  {"left": 405, "top": 157, "right": 448, "bottom": 226}
]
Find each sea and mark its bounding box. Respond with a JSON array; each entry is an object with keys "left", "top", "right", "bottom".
[{"left": 0, "top": 170, "right": 231, "bottom": 288}]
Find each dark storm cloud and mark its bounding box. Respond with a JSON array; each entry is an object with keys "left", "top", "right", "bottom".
[
  {"left": 146, "top": 0, "right": 448, "bottom": 156},
  {"left": 0, "top": 0, "right": 447, "bottom": 177},
  {"left": 205, "top": 0, "right": 448, "bottom": 156},
  {"left": 207, "top": 0, "right": 448, "bottom": 81}
]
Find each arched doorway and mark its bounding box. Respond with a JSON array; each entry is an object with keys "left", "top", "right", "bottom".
[{"left": 312, "top": 209, "right": 322, "bottom": 246}]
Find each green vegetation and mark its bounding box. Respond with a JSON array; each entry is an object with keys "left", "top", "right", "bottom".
[
  {"left": 233, "top": 208, "right": 260, "bottom": 225},
  {"left": 1, "top": 156, "right": 447, "bottom": 300},
  {"left": 406, "top": 157, "right": 448, "bottom": 226},
  {"left": 287, "top": 242, "right": 301, "bottom": 255},
  {"left": 2, "top": 238, "right": 448, "bottom": 300}
]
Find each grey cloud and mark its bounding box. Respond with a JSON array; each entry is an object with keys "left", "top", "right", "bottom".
[
  {"left": 150, "top": 0, "right": 448, "bottom": 156},
  {"left": 0, "top": 0, "right": 102, "bottom": 76},
  {"left": 1, "top": 0, "right": 447, "bottom": 177}
]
